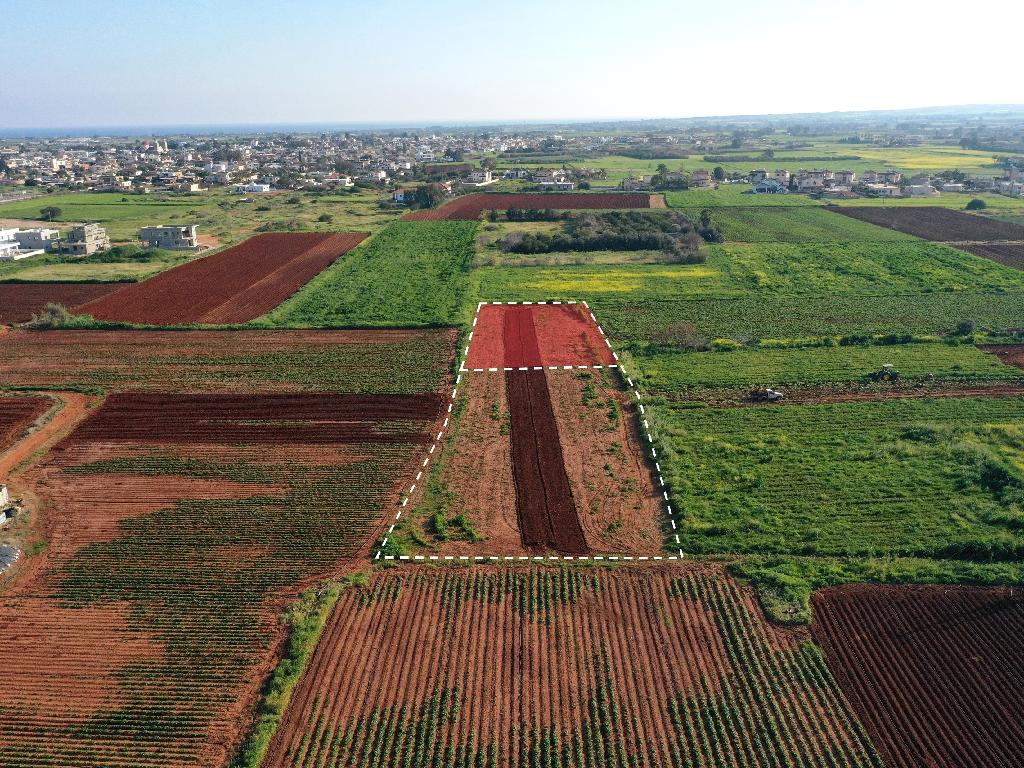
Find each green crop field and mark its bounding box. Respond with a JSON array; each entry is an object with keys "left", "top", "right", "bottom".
[
  {"left": 266, "top": 220, "right": 478, "bottom": 328},
  {"left": 633, "top": 343, "right": 1023, "bottom": 396},
  {"left": 655, "top": 395, "right": 1024, "bottom": 561},
  {"left": 688, "top": 206, "right": 920, "bottom": 243}
]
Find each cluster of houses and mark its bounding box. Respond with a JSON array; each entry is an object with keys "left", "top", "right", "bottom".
[
  {"left": 0, "top": 221, "right": 199, "bottom": 261},
  {"left": 746, "top": 168, "right": 998, "bottom": 198},
  {"left": 0, "top": 222, "right": 110, "bottom": 260}
]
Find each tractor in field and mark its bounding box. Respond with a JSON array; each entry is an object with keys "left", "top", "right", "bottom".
[
  {"left": 868, "top": 364, "right": 900, "bottom": 382},
  {"left": 750, "top": 387, "right": 785, "bottom": 403}
]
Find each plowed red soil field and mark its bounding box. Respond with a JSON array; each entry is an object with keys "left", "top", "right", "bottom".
[
  {"left": 959, "top": 241, "right": 1024, "bottom": 270},
  {"left": 466, "top": 302, "right": 616, "bottom": 369},
  {"left": 263, "top": 565, "right": 883, "bottom": 768},
  {"left": 0, "top": 396, "right": 49, "bottom": 452},
  {"left": 0, "top": 390, "right": 445, "bottom": 767},
  {"left": 404, "top": 192, "right": 661, "bottom": 220},
  {"left": 827, "top": 206, "right": 1024, "bottom": 241},
  {"left": 507, "top": 369, "right": 587, "bottom": 554},
  {"left": 0, "top": 282, "right": 121, "bottom": 324},
  {"left": 0, "top": 328, "right": 455, "bottom": 393},
  {"left": 812, "top": 584, "right": 1024, "bottom": 768},
  {"left": 77, "top": 231, "right": 368, "bottom": 324}
]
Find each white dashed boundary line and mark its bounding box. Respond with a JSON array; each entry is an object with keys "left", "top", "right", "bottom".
[{"left": 373, "top": 299, "right": 685, "bottom": 562}]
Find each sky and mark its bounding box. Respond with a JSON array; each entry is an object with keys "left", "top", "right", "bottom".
[{"left": 3, "top": 0, "right": 1023, "bottom": 131}]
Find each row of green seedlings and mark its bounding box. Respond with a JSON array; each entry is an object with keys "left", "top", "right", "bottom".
[
  {"left": 289, "top": 647, "right": 659, "bottom": 768},
  {"left": 666, "top": 575, "right": 883, "bottom": 768}
]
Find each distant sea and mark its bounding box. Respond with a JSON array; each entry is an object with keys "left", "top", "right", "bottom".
[{"left": 0, "top": 120, "right": 547, "bottom": 140}]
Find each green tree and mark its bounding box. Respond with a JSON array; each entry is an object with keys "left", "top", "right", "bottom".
[
  {"left": 415, "top": 184, "right": 447, "bottom": 209},
  {"left": 965, "top": 198, "right": 987, "bottom": 210},
  {"left": 712, "top": 166, "right": 726, "bottom": 182},
  {"left": 39, "top": 206, "right": 63, "bottom": 221}
]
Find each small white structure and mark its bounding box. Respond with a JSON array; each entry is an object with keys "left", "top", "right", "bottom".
[
  {"left": 538, "top": 180, "right": 576, "bottom": 191},
  {"left": 139, "top": 224, "right": 199, "bottom": 250},
  {"left": 232, "top": 182, "right": 272, "bottom": 194},
  {"left": 0, "top": 484, "right": 9, "bottom": 507},
  {"left": 465, "top": 169, "right": 493, "bottom": 185},
  {"left": 864, "top": 183, "right": 901, "bottom": 198},
  {"left": 753, "top": 179, "right": 787, "bottom": 194},
  {"left": 393, "top": 187, "right": 417, "bottom": 204},
  {"left": 941, "top": 182, "right": 965, "bottom": 193},
  {"left": 905, "top": 183, "right": 940, "bottom": 197}
]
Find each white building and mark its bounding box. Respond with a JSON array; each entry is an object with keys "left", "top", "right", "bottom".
[
  {"left": 941, "top": 182, "right": 965, "bottom": 193},
  {"left": 232, "top": 182, "right": 273, "bottom": 194},
  {"left": 996, "top": 179, "right": 1024, "bottom": 198},
  {"left": 0, "top": 484, "right": 8, "bottom": 507},
  {"left": 13, "top": 228, "right": 60, "bottom": 252},
  {"left": 905, "top": 183, "right": 939, "bottom": 197},
  {"left": 139, "top": 224, "right": 199, "bottom": 250},
  {"left": 863, "top": 183, "right": 901, "bottom": 197},
  {"left": 0, "top": 228, "right": 40, "bottom": 260},
  {"left": 393, "top": 187, "right": 417, "bottom": 204},
  {"left": 538, "top": 180, "right": 576, "bottom": 191}
]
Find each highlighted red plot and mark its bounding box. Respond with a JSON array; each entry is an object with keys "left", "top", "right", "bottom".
[{"left": 466, "top": 303, "right": 616, "bottom": 369}]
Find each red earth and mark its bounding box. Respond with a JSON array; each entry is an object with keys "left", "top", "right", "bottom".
[
  {"left": 0, "top": 283, "right": 121, "bottom": 324},
  {"left": 466, "top": 303, "right": 616, "bottom": 369},
  {"left": 0, "top": 397, "right": 50, "bottom": 452},
  {"left": 812, "top": 583, "right": 1024, "bottom": 768},
  {"left": 77, "top": 231, "right": 367, "bottom": 325},
  {"left": 404, "top": 192, "right": 662, "bottom": 220}
]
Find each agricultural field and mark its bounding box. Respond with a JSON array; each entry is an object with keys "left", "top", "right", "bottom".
[
  {"left": 828, "top": 205, "right": 1024, "bottom": 241},
  {"left": 78, "top": 232, "right": 368, "bottom": 325},
  {"left": 812, "top": 584, "right": 1024, "bottom": 768},
  {"left": 0, "top": 322, "right": 457, "bottom": 767},
  {"left": 0, "top": 189, "right": 400, "bottom": 243},
  {"left": 958, "top": 242, "right": 1024, "bottom": 270},
  {"left": 654, "top": 395, "right": 1024, "bottom": 563},
  {"left": 266, "top": 221, "right": 478, "bottom": 328},
  {"left": 686, "top": 206, "right": 919, "bottom": 243},
  {"left": 0, "top": 397, "right": 49, "bottom": 452},
  {"left": 0, "top": 282, "right": 121, "bottom": 324},
  {"left": 0, "top": 329, "right": 456, "bottom": 393},
  {"left": 631, "top": 342, "right": 1024, "bottom": 401},
  {"left": 403, "top": 192, "right": 661, "bottom": 221},
  {"left": 0, "top": 389, "right": 445, "bottom": 767},
  {"left": 261, "top": 565, "right": 883, "bottom": 768}
]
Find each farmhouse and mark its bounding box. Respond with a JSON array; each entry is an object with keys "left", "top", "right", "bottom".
[
  {"left": 941, "top": 182, "right": 965, "bottom": 193},
  {"left": 905, "top": 183, "right": 940, "bottom": 197},
  {"left": 996, "top": 179, "right": 1024, "bottom": 197},
  {"left": 502, "top": 168, "right": 533, "bottom": 180},
  {"left": 863, "top": 183, "right": 901, "bottom": 197},
  {"left": 0, "top": 228, "right": 42, "bottom": 260},
  {"left": 66, "top": 223, "right": 110, "bottom": 256},
  {"left": 139, "top": 224, "right": 199, "bottom": 250},
  {"left": 690, "top": 169, "right": 714, "bottom": 188},
  {"left": 753, "top": 179, "right": 787, "bottom": 194},
  {"left": 232, "top": 182, "right": 273, "bottom": 194},
  {"left": 538, "top": 180, "right": 576, "bottom": 191},
  {"left": 834, "top": 170, "right": 856, "bottom": 185},
  {"left": 463, "top": 169, "right": 494, "bottom": 186}
]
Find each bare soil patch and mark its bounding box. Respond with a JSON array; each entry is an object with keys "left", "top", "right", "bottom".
[
  {"left": 0, "top": 282, "right": 121, "bottom": 324},
  {"left": 813, "top": 583, "right": 1024, "bottom": 768},
  {"left": 828, "top": 206, "right": 1024, "bottom": 241}
]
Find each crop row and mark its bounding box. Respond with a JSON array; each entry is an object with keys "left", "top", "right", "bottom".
[{"left": 262, "top": 566, "right": 880, "bottom": 768}]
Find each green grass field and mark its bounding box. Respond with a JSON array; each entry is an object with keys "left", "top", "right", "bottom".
[
  {"left": 656, "top": 395, "right": 1024, "bottom": 561},
  {"left": 265, "top": 220, "right": 478, "bottom": 328},
  {"left": 0, "top": 189, "right": 400, "bottom": 243}
]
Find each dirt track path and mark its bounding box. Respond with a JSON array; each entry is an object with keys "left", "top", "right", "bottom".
[{"left": 0, "top": 392, "right": 96, "bottom": 481}]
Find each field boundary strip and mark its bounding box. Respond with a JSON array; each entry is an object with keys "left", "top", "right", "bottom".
[{"left": 372, "top": 300, "right": 685, "bottom": 562}]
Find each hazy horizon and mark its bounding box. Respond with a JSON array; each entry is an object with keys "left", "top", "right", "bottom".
[{"left": 5, "top": 0, "right": 1023, "bottom": 133}]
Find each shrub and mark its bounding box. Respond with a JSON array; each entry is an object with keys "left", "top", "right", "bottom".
[{"left": 965, "top": 198, "right": 987, "bottom": 210}]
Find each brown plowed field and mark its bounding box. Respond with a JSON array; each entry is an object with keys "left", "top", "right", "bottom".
[
  {"left": 827, "top": 206, "right": 1024, "bottom": 241},
  {"left": 64, "top": 393, "right": 443, "bottom": 444},
  {"left": 981, "top": 343, "right": 1024, "bottom": 369},
  {"left": 466, "top": 302, "right": 616, "bottom": 369},
  {"left": 958, "top": 241, "right": 1024, "bottom": 270},
  {"left": 0, "top": 397, "right": 49, "bottom": 453},
  {"left": 812, "top": 584, "right": 1024, "bottom": 768},
  {"left": 507, "top": 369, "right": 588, "bottom": 554},
  {"left": 404, "top": 192, "right": 661, "bottom": 220},
  {"left": 0, "top": 283, "right": 121, "bottom": 324},
  {"left": 263, "top": 565, "right": 883, "bottom": 768},
  {"left": 0, "top": 328, "right": 455, "bottom": 393},
  {"left": 77, "top": 231, "right": 368, "bottom": 324}
]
